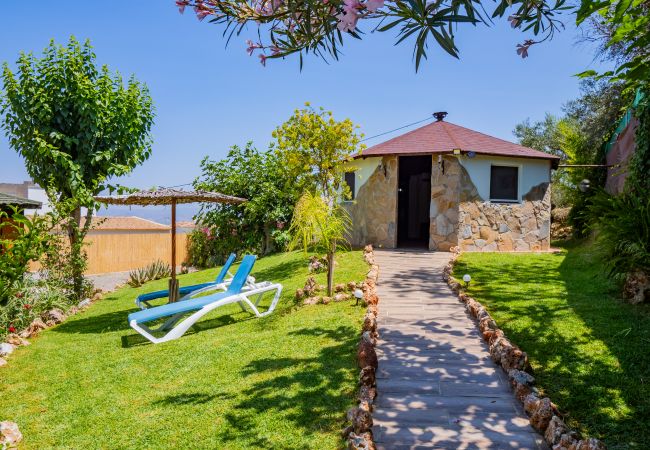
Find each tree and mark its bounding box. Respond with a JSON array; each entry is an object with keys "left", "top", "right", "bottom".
[
  {"left": 1, "top": 37, "right": 154, "bottom": 299},
  {"left": 289, "top": 191, "right": 351, "bottom": 296},
  {"left": 193, "top": 142, "right": 304, "bottom": 261},
  {"left": 272, "top": 103, "right": 364, "bottom": 203},
  {"left": 274, "top": 104, "right": 361, "bottom": 295}
]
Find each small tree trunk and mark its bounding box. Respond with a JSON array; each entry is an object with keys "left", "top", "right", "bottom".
[
  {"left": 263, "top": 223, "right": 274, "bottom": 255},
  {"left": 326, "top": 242, "right": 336, "bottom": 296},
  {"left": 66, "top": 206, "right": 91, "bottom": 301}
]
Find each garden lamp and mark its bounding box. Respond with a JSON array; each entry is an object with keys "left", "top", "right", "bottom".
[
  {"left": 463, "top": 274, "right": 471, "bottom": 287},
  {"left": 354, "top": 288, "right": 364, "bottom": 305}
]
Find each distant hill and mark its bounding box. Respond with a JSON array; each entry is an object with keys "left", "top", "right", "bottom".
[{"left": 98, "top": 203, "right": 201, "bottom": 225}]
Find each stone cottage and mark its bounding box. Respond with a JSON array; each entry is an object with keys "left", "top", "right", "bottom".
[{"left": 342, "top": 113, "right": 560, "bottom": 252}]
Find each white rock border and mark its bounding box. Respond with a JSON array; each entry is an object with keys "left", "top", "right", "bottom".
[{"left": 443, "top": 247, "right": 607, "bottom": 450}]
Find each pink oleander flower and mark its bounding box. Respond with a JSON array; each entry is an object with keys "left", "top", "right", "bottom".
[
  {"left": 343, "top": 0, "right": 361, "bottom": 13},
  {"left": 365, "top": 0, "right": 383, "bottom": 12},
  {"left": 270, "top": 46, "right": 281, "bottom": 56},
  {"left": 194, "top": 1, "right": 212, "bottom": 20},
  {"left": 336, "top": 9, "right": 358, "bottom": 32},
  {"left": 246, "top": 39, "right": 262, "bottom": 56},
  {"left": 276, "top": 221, "right": 285, "bottom": 229},
  {"left": 259, "top": 54, "right": 267, "bottom": 66},
  {"left": 176, "top": 0, "right": 189, "bottom": 14}
]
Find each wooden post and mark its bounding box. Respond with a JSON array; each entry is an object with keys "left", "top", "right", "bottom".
[{"left": 169, "top": 199, "right": 179, "bottom": 303}]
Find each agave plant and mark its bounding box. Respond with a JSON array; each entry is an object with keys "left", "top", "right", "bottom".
[{"left": 127, "top": 260, "right": 172, "bottom": 288}]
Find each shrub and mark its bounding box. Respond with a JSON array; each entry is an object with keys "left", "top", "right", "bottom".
[
  {"left": 127, "top": 260, "right": 172, "bottom": 288},
  {"left": 0, "top": 209, "right": 53, "bottom": 306},
  {"left": 585, "top": 190, "right": 650, "bottom": 281},
  {"left": 0, "top": 277, "right": 71, "bottom": 341},
  {"left": 186, "top": 227, "right": 233, "bottom": 269}
]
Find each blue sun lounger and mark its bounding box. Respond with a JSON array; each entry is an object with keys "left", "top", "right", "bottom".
[
  {"left": 128, "top": 255, "right": 283, "bottom": 344},
  {"left": 135, "top": 253, "right": 238, "bottom": 310}
]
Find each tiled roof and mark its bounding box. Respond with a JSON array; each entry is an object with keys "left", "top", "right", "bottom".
[
  {"left": 83, "top": 216, "right": 170, "bottom": 231},
  {"left": 0, "top": 192, "right": 42, "bottom": 209},
  {"left": 359, "top": 120, "right": 560, "bottom": 162},
  {"left": 176, "top": 221, "right": 196, "bottom": 229}
]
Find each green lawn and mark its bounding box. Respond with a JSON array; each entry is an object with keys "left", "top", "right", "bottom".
[
  {"left": 0, "top": 250, "right": 368, "bottom": 450},
  {"left": 453, "top": 242, "right": 650, "bottom": 450}
]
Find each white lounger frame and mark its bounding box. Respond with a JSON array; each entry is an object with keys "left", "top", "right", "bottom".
[
  {"left": 135, "top": 274, "right": 257, "bottom": 310},
  {"left": 129, "top": 281, "right": 283, "bottom": 344}
]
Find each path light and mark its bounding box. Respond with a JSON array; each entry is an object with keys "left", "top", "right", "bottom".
[
  {"left": 463, "top": 274, "right": 471, "bottom": 288},
  {"left": 354, "top": 288, "right": 364, "bottom": 306},
  {"left": 579, "top": 179, "right": 591, "bottom": 193}
]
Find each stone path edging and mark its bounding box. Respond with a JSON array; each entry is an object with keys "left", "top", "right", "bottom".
[
  {"left": 344, "top": 244, "right": 380, "bottom": 450},
  {"left": 443, "top": 249, "right": 607, "bottom": 450}
]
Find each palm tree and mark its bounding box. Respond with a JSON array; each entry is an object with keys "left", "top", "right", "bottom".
[{"left": 289, "top": 191, "right": 351, "bottom": 296}]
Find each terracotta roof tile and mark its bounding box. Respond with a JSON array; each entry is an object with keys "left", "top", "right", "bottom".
[{"left": 359, "top": 120, "right": 559, "bottom": 162}]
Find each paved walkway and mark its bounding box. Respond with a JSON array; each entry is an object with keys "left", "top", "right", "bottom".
[{"left": 372, "top": 250, "right": 544, "bottom": 450}]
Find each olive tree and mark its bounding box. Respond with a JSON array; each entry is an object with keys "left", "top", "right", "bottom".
[{"left": 1, "top": 37, "right": 154, "bottom": 299}]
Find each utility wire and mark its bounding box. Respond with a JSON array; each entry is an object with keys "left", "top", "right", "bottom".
[
  {"left": 162, "top": 115, "right": 436, "bottom": 188},
  {"left": 360, "top": 115, "right": 434, "bottom": 142}
]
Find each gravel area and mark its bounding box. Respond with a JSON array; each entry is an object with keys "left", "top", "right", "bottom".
[{"left": 86, "top": 271, "right": 131, "bottom": 293}]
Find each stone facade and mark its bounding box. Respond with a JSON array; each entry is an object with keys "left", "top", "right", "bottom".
[
  {"left": 457, "top": 178, "right": 551, "bottom": 252},
  {"left": 345, "top": 156, "right": 398, "bottom": 248},
  {"left": 429, "top": 156, "right": 461, "bottom": 251},
  {"left": 347, "top": 154, "right": 551, "bottom": 252}
]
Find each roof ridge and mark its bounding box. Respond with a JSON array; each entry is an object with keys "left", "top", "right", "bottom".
[
  {"left": 443, "top": 120, "right": 547, "bottom": 155},
  {"left": 440, "top": 121, "right": 464, "bottom": 150}
]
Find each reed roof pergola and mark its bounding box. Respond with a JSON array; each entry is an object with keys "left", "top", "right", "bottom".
[{"left": 95, "top": 188, "right": 246, "bottom": 302}]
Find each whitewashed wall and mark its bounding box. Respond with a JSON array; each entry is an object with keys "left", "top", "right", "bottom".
[{"left": 458, "top": 155, "right": 551, "bottom": 201}]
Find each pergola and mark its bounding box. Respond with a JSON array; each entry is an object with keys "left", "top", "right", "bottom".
[{"left": 95, "top": 188, "right": 246, "bottom": 302}]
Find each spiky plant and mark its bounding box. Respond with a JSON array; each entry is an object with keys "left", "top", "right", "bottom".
[
  {"left": 586, "top": 190, "right": 650, "bottom": 281},
  {"left": 127, "top": 260, "right": 171, "bottom": 288},
  {"left": 289, "top": 191, "right": 351, "bottom": 296}
]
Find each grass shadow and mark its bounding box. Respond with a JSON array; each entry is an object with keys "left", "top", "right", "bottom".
[
  {"left": 454, "top": 243, "right": 650, "bottom": 449},
  {"left": 216, "top": 325, "right": 358, "bottom": 448}
]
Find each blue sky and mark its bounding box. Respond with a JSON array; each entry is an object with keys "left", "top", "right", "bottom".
[{"left": 0, "top": 2, "right": 605, "bottom": 221}]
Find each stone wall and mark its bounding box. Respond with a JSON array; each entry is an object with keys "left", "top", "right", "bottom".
[
  {"left": 429, "top": 156, "right": 461, "bottom": 251},
  {"left": 458, "top": 180, "right": 551, "bottom": 252},
  {"left": 345, "top": 156, "right": 398, "bottom": 248}
]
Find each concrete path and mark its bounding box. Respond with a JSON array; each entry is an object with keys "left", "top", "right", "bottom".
[{"left": 372, "top": 250, "right": 544, "bottom": 450}]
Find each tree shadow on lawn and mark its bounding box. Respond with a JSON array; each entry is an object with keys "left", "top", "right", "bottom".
[
  {"left": 215, "top": 325, "right": 358, "bottom": 449},
  {"left": 456, "top": 249, "right": 650, "bottom": 448},
  {"left": 252, "top": 257, "right": 306, "bottom": 284},
  {"left": 152, "top": 392, "right": 229, "bottom": 406},
  {"left": 558, "top": 246, "right": 650, "bottom": 449}
]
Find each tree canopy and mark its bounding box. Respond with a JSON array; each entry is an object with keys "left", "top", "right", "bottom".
[
  {"left": 1, "top": 37, "right": 154, "bottom": 211},
  {"left": 272, "top": 103, "right": 364, "bottom": 202},
  {"left": 193, "top": 142, "right": 303, "bottom": 258},
  {"left": 1, "top": 36, "right": 155, "bottom": 298}
]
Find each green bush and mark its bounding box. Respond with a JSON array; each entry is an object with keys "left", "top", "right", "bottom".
[
  {"left": 585, "top": 190, "right": 650, "bottom": 281},
  {"left": 0, "top": 209, "right": 52, "bottom": 305},
  {"left": 186, "top": 227, "right": 232, "bottom": 269}
]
